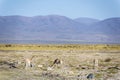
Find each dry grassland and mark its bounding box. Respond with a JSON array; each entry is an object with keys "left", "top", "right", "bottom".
[{"left": 0, "top": 44, "right": 120, "bottom": 80}]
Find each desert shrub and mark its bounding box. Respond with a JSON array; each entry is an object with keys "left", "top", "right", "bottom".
[
  {"left": 5, "top": 44, "right": 12, "bottom": 47},
  {"left": 104, "top": 58, "right": 112, "bottom": 62},
  {"left": 107, "top": 68, "right": 118, "bottom": 74}
]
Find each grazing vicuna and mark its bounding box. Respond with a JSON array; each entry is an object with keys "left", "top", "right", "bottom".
[{"left": 51, "top": 58, "right": 62, "bottom": 68}]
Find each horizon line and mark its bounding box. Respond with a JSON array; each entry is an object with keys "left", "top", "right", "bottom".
[{"left": 0, "top": 14, "right": 120, "bottom": 20}]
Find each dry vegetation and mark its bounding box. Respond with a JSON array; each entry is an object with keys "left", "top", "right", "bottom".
[
  {"left": 0, "top": 44, "right": 120, "bottom": 51},
  {"left": 0, "top": 44, "right": 120, "bottom": 80}
]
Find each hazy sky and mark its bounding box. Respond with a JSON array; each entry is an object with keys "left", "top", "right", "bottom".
[{"left": 0, "top": 0, "right": 120, "bottom": 19}]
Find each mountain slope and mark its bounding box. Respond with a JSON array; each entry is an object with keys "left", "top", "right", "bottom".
[
  {"left": 90, "top": 18, "right": 120, "bottom": 34},
  {"left": 87, "top": 18, "right": 120, "bottom": 42}
]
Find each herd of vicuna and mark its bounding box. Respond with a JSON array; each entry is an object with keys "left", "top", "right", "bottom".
[
  {"left": 1, "top": 56, "right": 120, "bottom": 71},
  {"left": 0, "top": 55, "right": 120, "bottom": 80},
  {"left": 1, "top": 57, "right": 96, "bottom": 79}
]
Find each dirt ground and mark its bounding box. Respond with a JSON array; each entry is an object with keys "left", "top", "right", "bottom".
[{"left": 0, "top": 48, "right": 120, "bottom": 80}]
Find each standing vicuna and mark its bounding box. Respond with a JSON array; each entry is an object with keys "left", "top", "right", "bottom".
[
  {"left": 93, "top": 58, "right": 99, "bottom": 71},
  {"left": 25, "top": 58, "right": 32, "bottom": 69},
  {"left": 24, "top": 52, "right": 34, "bottom": 70}
]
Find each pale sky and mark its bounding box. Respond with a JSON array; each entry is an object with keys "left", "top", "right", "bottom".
[{"left": 0, "top": 0, "right": 120, "bottom": 19}]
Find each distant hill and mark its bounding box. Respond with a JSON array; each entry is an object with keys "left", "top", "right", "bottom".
[
  {"left": 90, "top": 18, "right": 120, "bottom": 34},
  {"left": 0, "top": 15, "right": 120, "bottom": 44},
  {"left": 74, "top": 17, "right": 100, "bottom": 25}
]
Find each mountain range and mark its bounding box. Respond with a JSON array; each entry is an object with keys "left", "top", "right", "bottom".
[{"left": 0, "top": 15, "right": 120, "bottom": 44}]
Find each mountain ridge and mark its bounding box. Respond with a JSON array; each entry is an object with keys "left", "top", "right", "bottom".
[{"left": 0, "top": 15, "right": 120, "bottom": 44}]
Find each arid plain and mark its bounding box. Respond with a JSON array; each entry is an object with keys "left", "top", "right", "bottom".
[{"left": 0, "top": 44, "right": 120, "bottom": 80}]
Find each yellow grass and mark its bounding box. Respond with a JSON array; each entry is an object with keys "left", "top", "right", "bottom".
[{"left": 0, "top": 44, "right": 120, "bottom": 51}]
